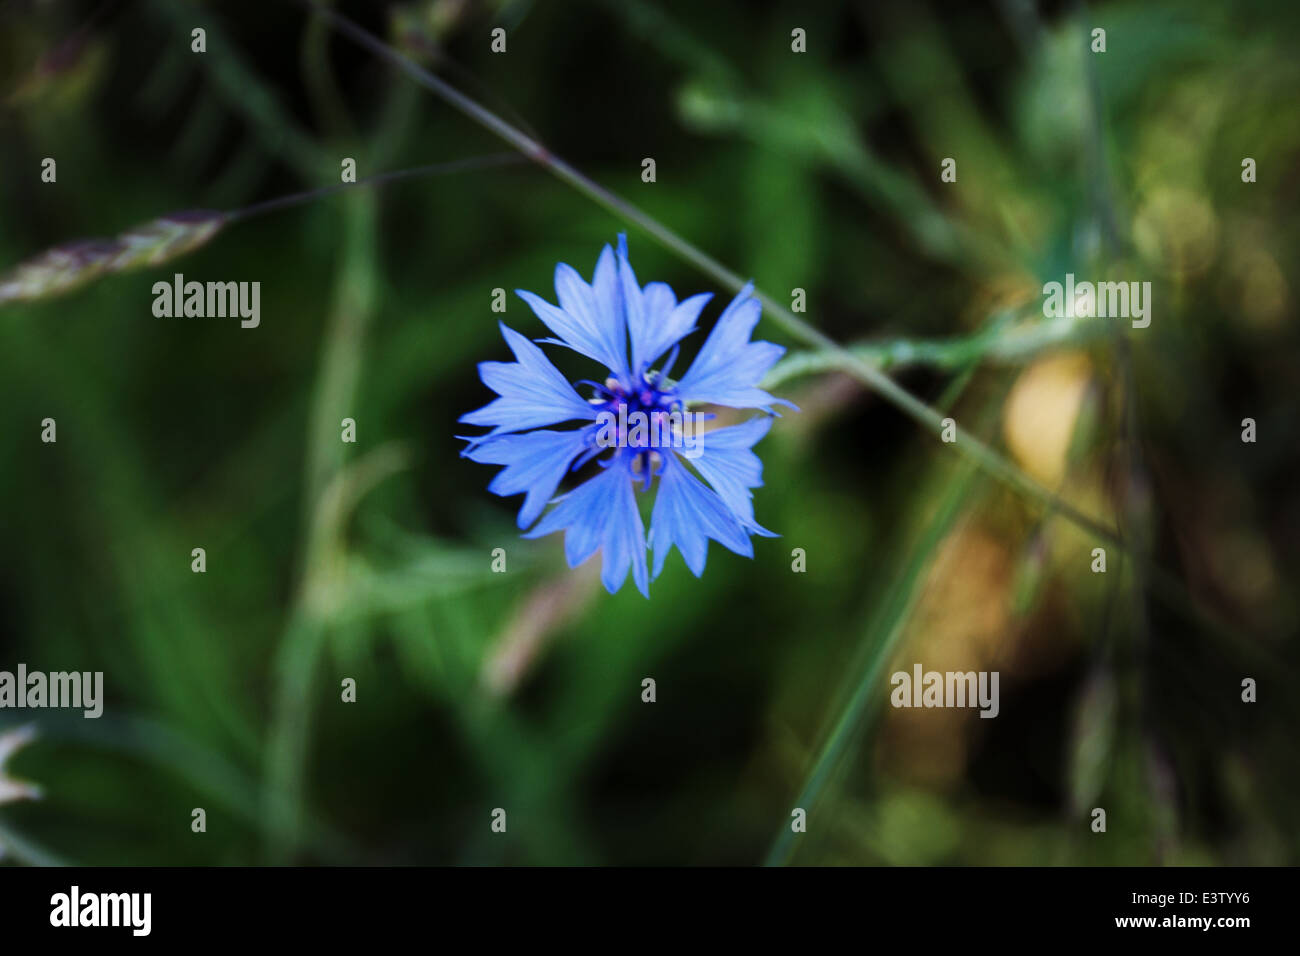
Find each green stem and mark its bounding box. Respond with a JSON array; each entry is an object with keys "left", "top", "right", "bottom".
[
  {"left": 227, "top": 154, "right": 522, "bottom": 224},
  {"left": 0, "top": 819, "right": 68, "bottom": 867},
  {"left": 764, "top": 310, "right": 1001, "bottom": 867},
  {"left": 763, "top": 309, "right": 1112, "bottom": 387},
  {"left": 765, "top": 461, "right": 980, "bottom": 866},
  {"left": 264, "top": 190, "right": 379, "bottom": 862}
]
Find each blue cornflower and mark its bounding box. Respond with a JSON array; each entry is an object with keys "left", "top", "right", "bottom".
[{"left": 459, "top": 235, "right": 793, "bottom": 597}]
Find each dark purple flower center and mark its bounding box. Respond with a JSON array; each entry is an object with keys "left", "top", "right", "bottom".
[
  {"left": 591, "top": 370, "right": 680, "bottom": 434},
  {"left": 575, "top": 370, "right": 688, "bottom": 487}
]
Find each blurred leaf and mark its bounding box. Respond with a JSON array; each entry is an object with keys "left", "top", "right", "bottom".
[{"left": 1067, "top": 668, "right": 1118, "bottom": 816}]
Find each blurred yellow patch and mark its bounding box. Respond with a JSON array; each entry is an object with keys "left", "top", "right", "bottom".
[
  {"left": 878, "top": 525, "right": 1012, "bottom": 787},
  {"left": 1002, "top": 352, "right": 1093, "bottom": 488}
]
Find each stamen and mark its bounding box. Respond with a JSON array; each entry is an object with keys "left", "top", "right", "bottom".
[
  {"left": 570, "top": 436, "right": 607, "bottom": 471},
  {"left": 574, "top": 379, "right": 613, "bottom": 401},
  {"left": 658, "top": 344, "right": 681, "bottom": 382}
]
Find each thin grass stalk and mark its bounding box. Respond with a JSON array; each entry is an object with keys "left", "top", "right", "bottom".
[{"left": 287, "top": 0, "right": 1126, "bottom": 554}]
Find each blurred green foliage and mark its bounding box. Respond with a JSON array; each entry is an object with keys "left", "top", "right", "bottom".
[{"left": 0, "top": 0, "right": 1297, "bottom": 865}]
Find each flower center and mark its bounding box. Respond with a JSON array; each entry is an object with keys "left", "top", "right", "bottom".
[
  {"left": 591, "top": 372, "right": 681, "bottom": 450},
  {"left": 577, "top": 369, "right": 693, "bottom": 489}
]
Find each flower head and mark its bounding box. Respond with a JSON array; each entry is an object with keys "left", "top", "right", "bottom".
[{"left": 460, "top": 235, "right": 793, "bottom": 596}]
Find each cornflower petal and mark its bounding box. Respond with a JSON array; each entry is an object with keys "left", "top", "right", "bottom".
[
  {"left": 675, "top": 283, "right": 795, "bottom": 413},
  {"left": 523, "top": 459, "right": 650, "bottom": 597},
  {"left": 649, "top": 451, "right": 754, "bottom": 577},
  {"left": 689, "top": 416, "right": 778, "bottom": 533},
  {"left": 519, "top": 244, "right": 631, "bottom": 381},
  {"left": 463, "top": 427, "right": 594, "bottom": 529},
  {"left": 459, "top": 323, "right": 597, "bottom": 439}
]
